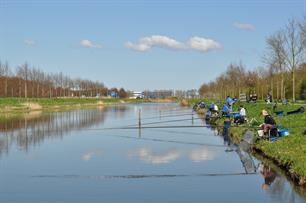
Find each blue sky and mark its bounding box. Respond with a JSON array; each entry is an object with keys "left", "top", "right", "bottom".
[{"left": 1, "top": 0, "right": 305, "bottom": 90}]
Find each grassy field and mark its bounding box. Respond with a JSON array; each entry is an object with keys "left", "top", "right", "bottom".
[
  {"left": 0, "top": 97, "right": 153, "bottom": 113},
  {"left": 187, "top": 99, "right": 306, "bottom": 186}
]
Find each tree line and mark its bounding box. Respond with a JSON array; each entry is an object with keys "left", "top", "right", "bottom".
[
  {"left": 0, "top": 62, "right": 128, "bottom": 98},
  {"left": 199, "top": 16, "right": 306, "bottom": 102}
]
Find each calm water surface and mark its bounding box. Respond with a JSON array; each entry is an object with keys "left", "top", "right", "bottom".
[{"left": 0, "top": 103, "right": 305, "bottom": 203}]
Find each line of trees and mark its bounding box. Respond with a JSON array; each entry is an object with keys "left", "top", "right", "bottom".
[
  {"left": 0, "top": 61, "right": 128, "bottom": 98},
  {"left": 199, "top": 16, "right": 306, "bottom": 102}
]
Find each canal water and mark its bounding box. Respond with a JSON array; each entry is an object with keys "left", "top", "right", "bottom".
[{"left": 0, "top": 103, "right": 305, "bottom": 203}]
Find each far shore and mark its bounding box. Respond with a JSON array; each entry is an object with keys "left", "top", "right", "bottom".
[{"left": 0, "top": 97, "right": 176, "bottom": 114}]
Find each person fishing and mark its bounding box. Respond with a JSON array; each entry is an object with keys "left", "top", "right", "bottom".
[
  {"left": 260, "top": 110, "right": 276, "bottom": 135},
  {"left": 234, "top": 105, "right": 246, "bottom": 125},
  {"left": 222, "top": 104, "right": 230, "bottom": 117},
  {"left": 209, "top": 102, "right": 219, "bottom": 114},
  {"left": 226, "top": 96, "right": 234, "bottom": 111}
]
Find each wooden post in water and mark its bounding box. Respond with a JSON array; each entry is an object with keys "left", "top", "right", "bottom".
[
  {"left": 192, "top": 111, "right": 194, "bottom": 125},
  {"left": 138, "top": 109, "right": 142, "bottom": 138},
  {"left": 138, "top": 109, "right": 141, "bottom": 128}
]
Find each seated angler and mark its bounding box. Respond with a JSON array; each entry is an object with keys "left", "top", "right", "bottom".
[
  {"left": 198, "top": 101, "right": 206, "bottom": 109},
  {"left": 209, "top": 102, "right": 219, "bottom": 114},
  {"left": 226, "top": 96, "right": 234, "bottom": 111},
  {"left": 260, "top": 110, "right": 277, "bottom": 136},
  {"left": 222, "top": 104, "right": 230, "bottom": 117},
  {"left": 234, "top": 105, "right": 247, "bottom": 125}
]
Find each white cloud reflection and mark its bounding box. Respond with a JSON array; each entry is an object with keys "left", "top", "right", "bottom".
[
  {"left": 81, "top": 149, "right": 102, "bottom": 161},
  {"left": 128, "top": 147, "right": 217, "bottom": 164},
  {"left": 128, "top": 148, "right": 181, "bottom": 164},
  {"left": 188, "top": 148, "right": 216, "bottom": 162}
]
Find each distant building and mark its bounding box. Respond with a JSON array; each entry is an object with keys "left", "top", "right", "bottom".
[
  {"left": 129, "top": 91, "right": 144, "bottom": 99},
  {"left": 186, "top": 89, "right": 199, "bottom": 99},
  {"left": 143, "top": 90, "right": 174, "bottom": 99},
  {"left": 174, "top": 89, "right": 199, "bottom": 99}
]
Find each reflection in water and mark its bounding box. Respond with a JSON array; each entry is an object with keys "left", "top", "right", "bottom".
[
  {"left": 257, "top": 161, "right": 306, "bottom": 203},
  {"left": 128, "top": 148, "right": 181, "bottom": 164},
  {"left": 219, "top": 120, "right": 257, "bottom": 174},
  {"left": 260, "top": 163, "right": 277, "bottom": 190},
  {"left": 218, "top": 120, "right": 306, "bottom": 202},
  {"left": 128, "top": 147, "right": 217, "bottom": 164},
  {"left": 81, "top": 149, "right": 103, "bottom": 161},
  {"left": 0, "top": 108, "right": 110, "bottom": 157},
  {"left": 0, "top": 104, "right": 305, "bottom": 203},
  {"left": 188, "top": 148, "right": 216, "bottom": 162}
]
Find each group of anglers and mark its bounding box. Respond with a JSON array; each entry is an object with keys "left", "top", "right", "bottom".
[
  {"left": 194, "top": 96, "right": 247, "bottom": 125},
  {"left": 193, "top": 96, "right": 306, "bottom": 140}
]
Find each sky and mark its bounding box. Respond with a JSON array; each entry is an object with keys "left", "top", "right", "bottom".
[{"left": 0, "top": 0, "right": 305, "bottom": 91}]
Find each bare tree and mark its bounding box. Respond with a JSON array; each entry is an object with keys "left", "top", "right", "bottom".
[
  {"left": 265, "top": 31, "right": 286, "bottom": 99},
  {"left": 299, "top": 14, "right": 306, "bottom": 49},
  {"left": 282, "top": 19, "right": 306, "bottom": 102},
  {"left": 0, "top": 61, "right": 11, "bottom": 97},
  {"left": 17, "top": 62, "right": 30, "bottom": 98}
]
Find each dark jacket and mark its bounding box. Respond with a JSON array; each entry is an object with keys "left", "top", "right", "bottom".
[{"left": 264, "top": 115, "right": 276, "bottom": 125}]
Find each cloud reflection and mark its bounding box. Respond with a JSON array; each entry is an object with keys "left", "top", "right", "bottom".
[
  {"left": 81, "top": 149, "right": 102, "bottom": 161},
  {"left": 188, "top": 148, "right": 216, "bottom": 162},
  {"left": 129, "top": 147, "right": 217, "bottom": 164},
  {"left": 129, "top": 148, "right": 181, "bottom": 164}
]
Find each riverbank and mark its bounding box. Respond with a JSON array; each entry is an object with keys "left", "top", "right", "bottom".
[
  {"left": 187, "top": 99, "right": 306, "bottom": 187},
  {"left": 0, "top": 97, "right": 175, "bottom": 113}
]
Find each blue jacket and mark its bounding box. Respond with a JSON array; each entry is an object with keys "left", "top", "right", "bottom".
[
  {"left": 226, "top": 97, "right": 234, "bottom": 106},
  {"left": 222, "top": 104, "right": 230, "bottom": 113}
]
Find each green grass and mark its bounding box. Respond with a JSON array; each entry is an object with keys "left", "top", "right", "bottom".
[
  {"left": 190, "top": 98, "right": 306, "bottom": 185},
  {"left": 0, "top": 97, "right": 152, "bottom": 108},
  {"left": 0, "top": 96, "right": 154, "bottom": 111}
]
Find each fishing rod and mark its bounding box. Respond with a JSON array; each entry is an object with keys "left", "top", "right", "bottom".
[
  {"left": 129, "top": 112, "right": 195, "bottom": 121},
  {"left": 93, "top": 133, "right": 226, "bottom": 147},
  {"left": 146, "top": 128, "right": 214, "bottom": 136},
  {"left": 31, "top": 172, "right": 257, "bottom": 180},
  {"left": 81, "top": 124, "right": 261, "bottom": 131},
  {"left": 127, "top": 117, "right": 203, "bottom": 127},
  {"left": 102, "top": 112, "right": 195, "bottom": 125}
]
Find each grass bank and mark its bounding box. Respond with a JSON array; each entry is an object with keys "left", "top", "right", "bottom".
[
  {"left": 187, "top": 99, "right": 306, "bottom": 186},
  {"left": 0, "top": 97, "right": 163, "bottom": 113}
]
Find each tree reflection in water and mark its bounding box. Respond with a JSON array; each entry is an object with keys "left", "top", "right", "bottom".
[{"left": 0, "top": 108, "right": 114, "bottom": 157}]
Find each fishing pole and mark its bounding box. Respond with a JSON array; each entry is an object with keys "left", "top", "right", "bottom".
[
  {"left": 127, "top": 117, "right": 203, "bottom": 127},
  {"left": 78, "top": 131, "right": 227, "bottom": 147},
  {"left": 81, "top": 124, "right": 261, "bottom": 131},
  {"left": 31, "top": 172, "right": 257, "bottom": 180},
  {"left": 146, "top": 128, "right": 214, "bottom": 136}
]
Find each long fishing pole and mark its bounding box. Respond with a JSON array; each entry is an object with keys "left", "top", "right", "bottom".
[
  {"left": 81, "top": 124, "right": 261, "bottom": 131},
  {"left": 127, "top": 117, "right": 203, "bottom": 127},
  {"left": 31, "top": 172, "right": 257, "bottom": 180},
  {"left": 146, "top": 128, "right": 214, "bottom": 136},
  {"left": 81, "top": 132, "right": 227, "bottom": 147}
]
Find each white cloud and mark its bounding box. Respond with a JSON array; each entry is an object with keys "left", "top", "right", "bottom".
[
  {"left": 187, "top": 36, "right": 221, "bottom": 52},
  {"left": 80, "top": 39, "right": 102, "bottom": 48},
  {"left": 125, "top": 35, "right": 185, "bottom": 51},
  {"left": 234, "top": 22, "right": 255, "bottom": 30},
  {"left": 24, "top": 39, "right": 35, "bottom": 46},
  {"left": 126, "top": 35, "right": 220, "bottom": 53}
]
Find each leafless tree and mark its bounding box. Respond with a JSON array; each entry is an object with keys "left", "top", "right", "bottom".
[
  {"left": 0, "top": 61, "right": 10, "bottom": 97},
  {"left": 281, "top": 18, "right": 306, "bottom": 102},
  {"left": 265, "top": 31, "right": 286, "bottom": 99},
  {"left": 17, "top": 62, "right": 30, "bottom": 98}
]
